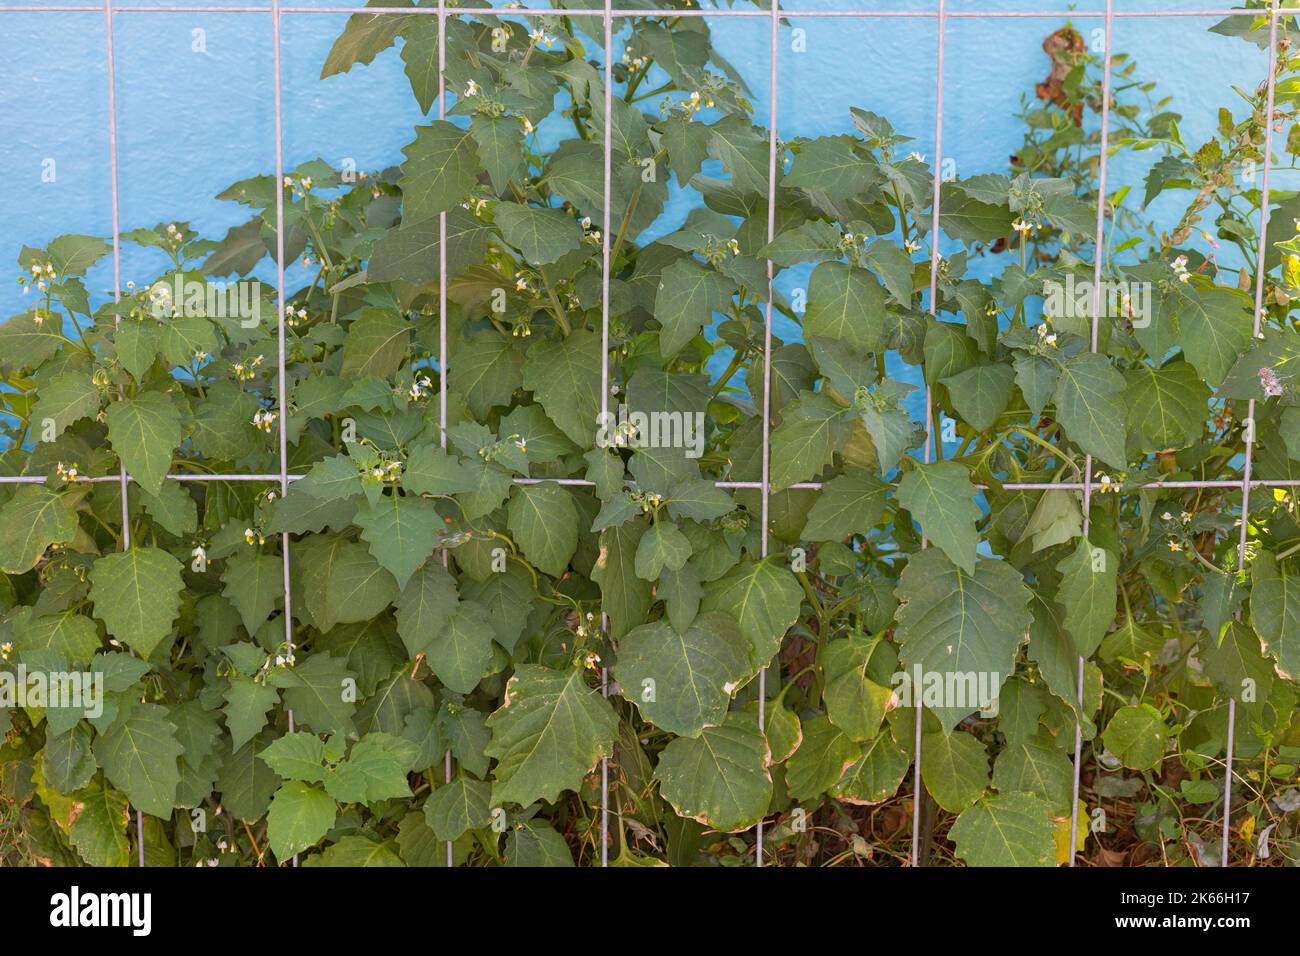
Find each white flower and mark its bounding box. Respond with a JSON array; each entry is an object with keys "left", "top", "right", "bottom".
[
  {"left": 1161, "top": 512, "right": 1173, "bottom": 521},
  {"left": 465, "top": 79, "right": 479, "bottom": 97}
]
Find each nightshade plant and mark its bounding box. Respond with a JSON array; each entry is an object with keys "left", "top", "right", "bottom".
[{"left": 1, "top": 1, "right": 1300, "bottom": 868}]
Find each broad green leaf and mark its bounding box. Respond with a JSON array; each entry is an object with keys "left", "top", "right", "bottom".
[
  {"left": 0, "top": 486, "right": 79, "bottom": 574},
  {"left": 1102, "top": 704, "right": 1171, "bottom": 771},
  {"left": 69, "top": 780, "right": 130, "bottom": 867},
  {"left": 105, "top": 391, "right": 183, "bottom": 495},
  {"left": 340, "top": 309, "right": 410, "bottom": 380},
  {"left": 823, "top": 633, "right": 895, "bottom": 741},
  {"left": 920, "top": 729, "right": 990, "bottom": 812},
  {"left": 949, "top": 792, "right": 1056, "bottom": 867},
  {"left": 223, "top": 678, "right": 280, "bottom": 752},
  {"left": 495, "top": 202, "right": 584, "bottom": 265},
  {"left": 654, "top": 258, "right": 736, "bottom": 359},
  {"left": 593, "top": 523, "right": 654, "bottom": 640},
  {"left": 1053, "top": 352, "right": 1128, "bottom": 469},
  {"left": 93, "top": 703, "right": 183, "bottom": 818},
  {"left": 89, "top": 547, "right": 185, "bottom": 658},
  {"left": 614, "top": 611, "right": 751, "bottom": 737},
  {"left": 485, "top": 665, "right": 617, "bottom": 807},
  {"left": 30, "top": 372, "right": 99, "bottom": 438},
  {"left": 896, "top": 461, "right": 980, "bottom": 575},
  {"left": 653, "top": 713, "right": 772, "bottom": 832},
  {"left": 522, "top": 330, "right": 601, "bottom": 446},
  {"left": 769, "top": 391, "right": 848, "bottom": 490},
  {"left": 1123, "top": 359, "right": 1209, "bottom": 453},
  {"left": 700, "top": 556, "right": 803, "bottom": 669},
  {"left": 221, "top": 550, "right": 284, "bottom": 636},
  {"left": 355, "top": 494, "right": 442, "bottom": 590},
  {"left": 270, "top": 652, "right": 358, "bottom": 737},
  {"left": 802, "top": 261, "right": 889, "bottom": 352},
  {"left": 425, "top": 601, "right": 494, "bottom": 694},
  {"left": 395, "top": 562, "right": 459, "bottom": 658},
  {"left": 633, "top": 521, "right": 692, "bottom": 581},
  {"left": 1249, "top": 551, "right": 1300, "bottom": 680},
  {"left": 399, "top": 121, "right": 481, "bottom": 221},
  {"left": 326, "top": 733, "right": 417, "bottom": 805},
  {"left": 941, "top": 364, "right": 1014, "bottom": 433},
  {"left": 259, "top": 732, "right": 328, "bottom": 783},
  {"left": 799, "top": 469, "right": 889, "bottom": 542},
  {"left": 267, "top": 781, "right": 337, "bottom": 860},
  {"left": 992, "top": 735, "right": 1074, "bottom": 815},
  {"left": 423, "top": 775, "right": 492, "bottom": 842},
  {"left": 786, "top": 715, "right": 860, "bottom": 802},
  {"left": 893, "top": 550, "right": 1031, "bottom": 728},
  {"left": 1054, "top": 538, "right": 1116, "bottom": 659},
  {"left": 507, "top": 482, "right": 578, "bottom": 578}
]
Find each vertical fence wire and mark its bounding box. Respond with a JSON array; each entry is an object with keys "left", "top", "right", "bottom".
[
  {"left": 910, "top": 0, "right": 946, "bottom": 869},
  {"left": 1230, "top": 0, "right": 1281, "bottom": 870},
  {"left": 100, "top": 0, "right": 146, "bottom": 869},
  {"left": 599, "top": 0, "right": 614, "bottom": 869},
  {"left": 269, "top": 0, "right": 300, "bottom": 867},
  {"left": 754, "top": 0, "right": 779, "bottom": 867},
  {"left": 1069, "top": 0, "right": 1115, "bottom": 868},
  {"left": 436, "top": 0, "right": 454, "bottom": 870}
]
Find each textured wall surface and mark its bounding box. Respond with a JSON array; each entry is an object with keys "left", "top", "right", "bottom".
[{"left": 0, "top": 0, "right": 1273, "bottom": 362}]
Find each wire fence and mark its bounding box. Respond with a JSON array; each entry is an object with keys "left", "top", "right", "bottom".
[{"left": 0, "top": 0, "right": 1285, "bottom": 867}]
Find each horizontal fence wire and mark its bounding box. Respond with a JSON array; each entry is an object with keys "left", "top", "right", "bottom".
[{"left": 3, "top": 0, "right": 1278, "bottom": 867}]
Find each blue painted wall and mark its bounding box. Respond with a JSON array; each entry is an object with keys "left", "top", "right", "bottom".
[{"left": 0, "top": 0, "right": 1275, "bottom": 369}]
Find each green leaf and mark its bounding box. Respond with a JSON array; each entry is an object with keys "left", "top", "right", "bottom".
[
  {"left": 507, "top": 482, "right": 578, "bottom": 578},
  {"left": 223, "top": 678, "right": 280, "bottom": 752},
  {"left": 633, "top": 521, "right": 692, "bottom": 581},
  {"left": 394, "top": 562, "right": 459, "bottom": 659},
  {"left": 341, "top": 309, "right": 410, "bottom": 380},
  {"left": 69, "top": 779, "right": 130, "bottom": 867},
  {"left": 105, "top": 391, "right": 183, "bottom": 495},
  {"left": 949, "top": 792, "right": 1056, "bottom": 867},
  {"left": 327, "top": 733, "right": 417, "bottom": 805},
  {"left": 272, "top": 652, "right": 358, "bottom": 737},
  {"left": 786, "top": 715, "right": 860, "bottom": 802},
  {"left": 654, "top": 258, "right": 736, "bottom": 359},
  {"left": 30, "top": 372, "right": 100, "bottom": 438},
  {"left": 941, "top": 364, "right": 1014, "bottom": 433},
  {"left": 920, "top": 729, "right": 990, "bottom": 812},
  {"left": 799, "top": 469, "right": 889, "bottom": 542},
  {"left": 823, "top": 632, "right": 895, "bottom": 741},
  {"left": 485, "top": 665, "right": 617, "bottom": 807},
  {"left": 1102, "top": 704, "right": 1171, "bottom": 771},
  {"left": 425, "top": 601, "right": 494, "bottom": 694},
  {"left": 221, "top": 550, "right": 284, "bottom": 637},
  {"left": 1171, "top": 284, "right": 1253, "bottom": 388},
  {"left": 259, "top": 732, "right": 328, "bottom": 783},
  {"left": 0, "top": 486, "right": 78, "bottom": 574},
  {"left": 93, "top": 703, "right": 183, "bottom": 818},
  {"left": 614, "top": 611, "right": 751, "bottom": 737},
  {"left": 89, "top": 547, "right": 185, "bottom": 658},
  {"left": 522, "top": 330, "right": 601, "bottom": 446},
  {"left": 769, "top": 391, "right": 848, "bottom": 490},
  {"left": 992, "top": 735, "right": 1075, "bottom": 815},
  {"left": 470, "top": 114, "right": 525, "bottom": 193},
  {"left": 423, "top": 775, "right": 492, "bottom": 841},
  {"left": 267, "top": 781, "right": 337, "bottom": 860},
  {"left": 494, "top": 202, "right": 583, "bottom": 266},
  {"left": 1054, "top": 538, "right": 1116, "bottom": 659},
  {"left": 896, "top": 461, "right": 980, "bottom": 575},
  {"left": 653, "top": 713, "right": 773, "bottom": 832},
  {"left": 399, "top": 121, "right": 481, "bottom": 221},
  {"left": 783, "top": 135, "right": 875, "bottom": 200},
  {"left": 593, "top": 524, "right": 653, "bottom": 640},
  {"left": 893, "top": 550, "right": 1031, "bottom": 728},
  {"left": 802, "top": 261, "right": 889, "bottom": 352},
  {"left": 1249, "top": 551, "right": 1300, "bottom": 680},
  {"left": 700, "top": 556, "right": 803, "bottom": 669},
  {"left": 1123, "top": 359, "right": 1209, "bottom": 453},
  {"left": 354, "top": 494, "right": 442, "bottom": 590},
  {"left": 1053, "top": 352, "right": 1128, "bottom": 469}
]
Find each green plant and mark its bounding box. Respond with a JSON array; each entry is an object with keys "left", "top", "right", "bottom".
[{"left": 1, "top": 2, "right": 1299, "bottom": 868}]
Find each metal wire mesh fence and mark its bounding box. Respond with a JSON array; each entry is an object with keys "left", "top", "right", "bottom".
[{"left": 0, "top": 0, "right": 1287, "bottom": 867}]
